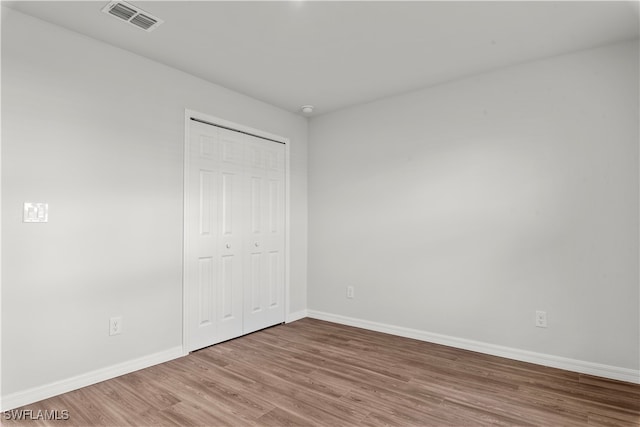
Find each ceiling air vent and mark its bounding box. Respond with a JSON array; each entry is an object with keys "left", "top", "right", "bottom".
[{"left": 102, "top": 1, "right": 163, "bottom": 32}]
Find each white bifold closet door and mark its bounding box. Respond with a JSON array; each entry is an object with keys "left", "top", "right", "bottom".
[{"left": 186, "top": 119, "right": 285, "bottom": 352}]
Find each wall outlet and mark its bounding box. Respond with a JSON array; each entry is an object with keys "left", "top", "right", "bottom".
[
  {"left": 346, "top": 286, "right": 355, "bottom": 299},
  {"left": 109, "top": 316, "right": 123, "bottom": 336},
  {"left": 535, "top": 310, "right": 547, "bottom": 328}
]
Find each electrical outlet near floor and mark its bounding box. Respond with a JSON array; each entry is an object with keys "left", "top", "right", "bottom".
[
  {"left": 535, "top": 310, "right": 547, "bottom": 328},
  {"left": 109, "top": 316, "right": 123, "bottom": 336},
  {"left": 346, "top": 286, "right": 355, "bottom": 299}
]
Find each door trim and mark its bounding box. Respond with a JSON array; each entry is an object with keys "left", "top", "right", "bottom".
[{"left": 182, "top": 109, "right": 291, "bottom": 354}]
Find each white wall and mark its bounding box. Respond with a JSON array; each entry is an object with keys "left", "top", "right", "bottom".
[
  {"left": 308, "top": 40, "right": 639, "bottom": 373},
  {"left": 1, "top": 9, "right": 307, "bottom": 399}
]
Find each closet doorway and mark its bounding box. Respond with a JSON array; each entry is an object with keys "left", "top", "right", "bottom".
[{"left": 183, "top": 110, "right": 289, "bottom": 352}]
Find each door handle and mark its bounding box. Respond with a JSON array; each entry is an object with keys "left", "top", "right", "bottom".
[
  {"left": 254, "top": 242, "right": 260, "bottom": 248},
  {"left": 225, "top": 243, "right": 231, "bottom": 249}
]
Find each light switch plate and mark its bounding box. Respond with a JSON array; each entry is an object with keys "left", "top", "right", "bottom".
[{"left": 23, "top": 202, "right": 48, "bottom": 223}]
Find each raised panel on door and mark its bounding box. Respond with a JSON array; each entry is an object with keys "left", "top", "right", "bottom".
[
  {"left": 243, "top": 136, "right": 285, "bottom": 334},
  {"left": 197, "top": 256, "right": 214, "bottom": 328}
]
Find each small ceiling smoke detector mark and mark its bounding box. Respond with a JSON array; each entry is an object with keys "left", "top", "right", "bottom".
[
  {"left": 102, "top": 1, "right": 163, "bottom": 32},
  {"left": 301, "top": 105, "right": 314, "bottom": 114}
]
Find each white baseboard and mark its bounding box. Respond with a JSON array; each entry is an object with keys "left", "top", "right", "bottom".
[
  {"left": 286, "top": 309, "right": 308, "bottom": 323},
  {"left": 1, "top": 346, "right": 185, "bottom": 411},
  {"left": 307, "top": 310, "right": 640, "bottom": 385}
]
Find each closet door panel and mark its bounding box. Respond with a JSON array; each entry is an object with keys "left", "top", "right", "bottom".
[
  {"left": 243, "top": 136, "right": 285, "bottom": 334},
  {"left": 187, "top": 118, "right": 286, "bottom": 350},
  {"left": 215, "top": 129, "right": 245, "bottom": 342},
  {"left": 187, "top": 123, "right": 221, "bottom": 351}
]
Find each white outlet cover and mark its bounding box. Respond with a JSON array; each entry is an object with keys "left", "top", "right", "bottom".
[
  {"left": 535, "top": 310, "right": 547, "bottom": 328},
  {"left": 23, "top": 202, "right": 48, "bottom": 223},
  {"left": 109, "top": 316, "right": 123, "bottom": 336}
]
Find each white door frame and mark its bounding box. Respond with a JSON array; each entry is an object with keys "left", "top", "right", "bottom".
[{"left": 182, "top": 108, "right": 291, "bottom": 354}]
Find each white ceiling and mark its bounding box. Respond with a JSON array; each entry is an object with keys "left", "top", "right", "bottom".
[{"left": 3, "top": 1, "right": 639, "bottom": 116}]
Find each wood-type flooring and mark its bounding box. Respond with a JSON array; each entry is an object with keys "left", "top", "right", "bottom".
[{"left": 3, "top": 318, "right": 639, "bottom": 426}]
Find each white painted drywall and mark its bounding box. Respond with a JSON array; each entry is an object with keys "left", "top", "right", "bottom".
[
  {"left": 1, "top": 8, "right": 307, "bottom": 396},
  {"left": 308, "top": 40, "right": 639, "bottom": 370}
]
